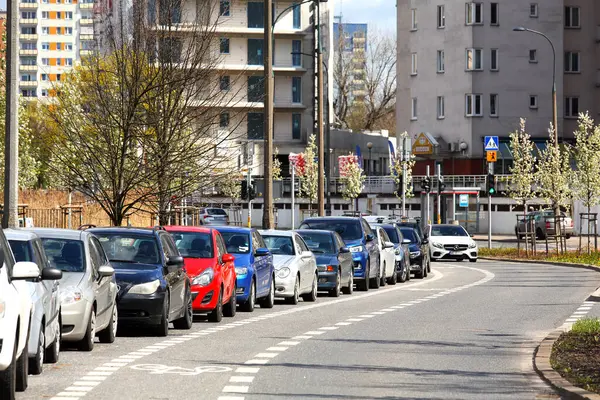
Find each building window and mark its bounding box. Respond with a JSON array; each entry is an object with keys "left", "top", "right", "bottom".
[
  {"left": 292, "top": 77, "right": 301, "bottom": 103},
  {"left": 465, "top": 2, "right": 483, "bottom": 25},
  {"left": 65, "top": 43, "right": 73, "bottom": 51},
  {"left": 220, "top": 112, "right": 230, "bottom": 128},
  {"left": 220, "top": 0, "right": 230, "bottom": 17},
  {"left": 411, "top": 97, "right": 418, "bottom": 120},
  {"left": 292, "top": 40, "right": 301, "bottom": 66},
  {"left": 292, "top": 113, "right": 301, "bottom": 139},
  {"left": 565, "top": 52, "right": 580, "bottom": 73},
  {"left": 42, "top": 11, "right": 48, "bottom": 18},
  {"left": 41, "top": 73, "right": 48, "bottom": 81},
  {"left": 529, "top": 49, "right": 537, "bottom": 63},
  {"left": 436, "top": 50, "right": 445, "bottom": 73},
  {"left": 466, "top": 94, "right": 483, "bottom": 117},
  {"left": 437, "top": 96, "right": 445, "bottom": 119},
  {"left": 66, "top": 58, "right": 73, "bottom": 66},
  {"left": 293, "top": 4, "right": 301, "bottom": 29},
  {"left": 490, "top": 94, "right": 498, "bottom": 117},
  {"left": 42, "top": 42, "right": 49, "bottom": 50},
  {"left": 565, "top": 97, "right": 579, "bottom": 118},
  {"left": 247, "top": 1, "right": 264, "bottom": 28},
  {"left": 437, "top": 5, "right": 445, "bottom": 28},
  {"left": 219, "top": 38, "right": 230, "bottom": 54},
  {"left": 565, "top": 6, "right": 580, "bottom": 28},
  {"left": 42, "top": 27, "right": 48, "bottom": 34},
  {"left": 247, "top": 112, "right": 264, "bottom": 139},
  {"left": 65, "top": 27, "right": 72, "bottom": 35},
  {"left": 42, "top": 58, "right": 49, "bottom": 65},
  {"left": 465, "top": 48, "right": 482, "bottom": 70},
  {"left": 410, "top": 53, "right": 417, "bottom": 75},
  {"left": 529, "top": 95, "right": 538, "bottom": 109},
  {"left": 65, "top": 11, "right": 73, "bottom": 19},
  {"left": 220, "top": 75, "right": 230, "bottom": 91},
  {"left": 490, "top": 49, "right": 498, "bottom": 70},
  {"left": 410, "top": 8, "right": 417, "bottom": 30},
  {"left": 530, "top": 3, "right": 538, "bottom": 18},
  {"left": 248, "top": 76, "right": 264, "bottom": 102},
  {"left": 247, "top": 38, "right": 264, "bottom": 65},
  {"left": 41, "top": 89, "right": 48, "bottom": 97},
  {"left": 490, "top": 3, "right": 498, "bottom": 25}
]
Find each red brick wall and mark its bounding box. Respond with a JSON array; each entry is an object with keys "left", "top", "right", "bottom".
[{"left": 413, "top": 158, "right": 486, "bottom": 175}]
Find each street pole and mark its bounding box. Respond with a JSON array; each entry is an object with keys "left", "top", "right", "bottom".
[
  {"left": 316, "top": 1, "right": 325, "bottom": 217},
  {"left": 401, "top": 137, "right": 407, "bottom": 218},
  {"left": 262, "top": 0, "right": 274, "bottom": 229},
  {"left": 325, "top": 80, "right": 331, "bottom": 216},
  {"left": 247, "top": 167, "right": 252, "bottom": 228},
  {"left": 426, "top": 165, "right": 430, "bottom": 225},
  {"left": 488, "top": 162, "right": 493, "bottom": 249},
  {"left": 436, "top": 164, "right": 441, "bottom": 224},
  {"left": 291, "top": 165, "right": 295, "bottom": 229},
  {"left": 3, "top": 0, "right": 19, "bottom": 229}
]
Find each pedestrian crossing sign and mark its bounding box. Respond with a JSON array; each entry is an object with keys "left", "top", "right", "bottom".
[{"left": 484, "top": 136, "right": 499, "bottom": 151}]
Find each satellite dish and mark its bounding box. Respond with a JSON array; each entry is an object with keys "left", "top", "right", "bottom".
[{"left": 459, "top": 141, "right": 468, "bottom": 151}]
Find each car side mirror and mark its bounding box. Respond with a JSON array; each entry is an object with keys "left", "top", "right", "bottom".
[
  {"left": 301, "top": 250, "right": 313, "bottom": 258},
  {"left": 222, "top": 253, "right": 235, "bottom": 263},
  {"left": 365, "top": 234, "right": 374, "bottom": 242},
  {"left": 422, "top": 239, "right": 429, "bottom": 245},
  {"left": 339, "top": 246, "right": 350, "bottom": 254},
  {"left": 384, "top": 241, "right": 395, "bottom": 249},
  {"left": 166, "top": 255, "right": 184, "bottom": 266},
  {"left": 98, "top": 265, "right": 115, "bottom": 277},
  {"left": 12, "top": 261, "right": 40, "bottom": 280},
  {"left": 41, "top": 268, "right": 62, "bottom": 281},
  {"left": 402, "top": 239, "right": 411, "bottom": 244},
  {"left": 254, "top": 247, "right": 270, "bottom": 257}
]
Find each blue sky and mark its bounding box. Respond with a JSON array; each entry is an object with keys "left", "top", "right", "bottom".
[{"left": 336, "top": 0, "right": 396, "bottom": 34}]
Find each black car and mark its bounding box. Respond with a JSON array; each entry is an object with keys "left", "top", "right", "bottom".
[
  {"left": 396, "top": 219, "right": 425, "bottom": 242},
  {"left": 87, "top": 226, "right": 193, "bottom": 336},
  {"left": 398, "top": 226, "right": 430, "bottom": 279}
]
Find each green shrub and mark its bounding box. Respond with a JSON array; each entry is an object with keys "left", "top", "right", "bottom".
[{"left": 571, "top": 318, "right": 600, "bottom": 334}]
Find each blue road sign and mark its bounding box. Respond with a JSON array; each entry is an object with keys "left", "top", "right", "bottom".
[
  {"left": 484, "top": 136, "right": 499, "bottom": 151},
  {"left": 459, "top": 194, "right": 469, "bottom": 208}
]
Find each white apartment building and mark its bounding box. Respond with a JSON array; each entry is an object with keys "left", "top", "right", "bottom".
[{"left": 19, "top": 0, "right": 95, "bottom": 99}]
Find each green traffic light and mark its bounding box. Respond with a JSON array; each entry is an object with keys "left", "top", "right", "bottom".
[{"left": 489, "top": 188, "right": 496, "bottom": 195}]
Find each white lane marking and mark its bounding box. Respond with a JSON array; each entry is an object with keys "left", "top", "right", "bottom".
[
  {"left": 278, "top": 341, "right": 301, "bottom": 346},
  {"left": 103, "top": 363, "right": 128, "bottom": 367},
  {"left": 230, "top": 376, "right": 255, "bottom": 383},
  {"left": 319, "top": 327, "right": 339, "bottom": 331},
  {"left": 291, "top": 335, "right": 312, "bottom": 340},
  {"left": 346, "top": 318, "right": 363, "bottom": 322},
  {"left": 50, "top": 397, "right": 80, "bottom": 400},
  {"left": 358, "top": 315, "right": 375, "bottom": 318},
  {"left": 573, "top": 311, "right": 588, "bottom": 314},
  {"left": 64, "top": 386, "right": 94, "bottom": 392},
  {"left": 335, "top": 322, "right": 352, "bottom": 326},
  {"left": 56, "top": 392, "right": 87, "bottom": 397},
  {"left": 304, "top": 331, "right": 325, "bottom": 335},
  {"left": 380, "top": 308, "right": 395, "bottom": 311},
  {"left": 73, "top": 381, "right": 101, "bottom": 387},
  {"left": 266, "top": 346, "right": 289, "bottom": 351},
  {"left": 370, "top": 311, "right": 386, "bottom": 315},
  {"left": 236, "top": 367, "right": 260, "bottom": 374},
  {"left": 86, "top": 371, "right": 113, "bottom": 376},
  {"left": 254, "top": 353, "right": 278, "bottom": 358},
  {"left": 577, "top": 307, "right": 592, "bottom": 310},
  {"left": 95, "top": 367, "right": 120, "bottom": 372},
  {"left": 222, "top": 386, "right": 250, "bottom": 393},
  {"left": 79, "top": 376, "right": 107, "bottom": 381},
  {"left": 218, "top": 397, "right": 245, "bottom": 400},
  {"left": 244, "top": 359, "right": 269, "bottom": 365}
]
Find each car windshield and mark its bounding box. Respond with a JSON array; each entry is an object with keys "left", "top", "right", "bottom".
[
  {"left": 382, "top": 227, "right": 400, "bottom": 243},
  {"left": 220, "top": 232, "right": 250, "bottom": 254},
  {"left": 207, "top": 208, "right": 228, "bottom": 216},
  {"left": 170, "top": 232, "right": 214, "bottom": 259},
  {"left": 41, "top": 239, "right": 86, "bottom": 272},
  {"left": 8, "top": 240, "right": 33, "bottom": 262},
  {"left": 94, "top": 233, "right": 161, "bottom": 265},
  {"left": 430, "top": 226, "right": 468, "bottom": 237},
  {"left": 399, "top": 228, "right": 419, "bottom": 243},
  {"left": 299, "top": 220, "right": 363, "bottom": 241},
  {"left": 262, "top": 236, "right": 295, "bottom": 255},
  {"left": 298, "top": 232, "right": 335, "bottom": 254}
]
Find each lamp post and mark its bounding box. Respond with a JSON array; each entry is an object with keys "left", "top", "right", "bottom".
[
  {"left": 366, "top": 142, "right": 373, "bottom": 177},
  {"left": 513, "top": 27, "right": 558, "bottom": 148}
]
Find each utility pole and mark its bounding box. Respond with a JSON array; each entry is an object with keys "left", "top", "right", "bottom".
[
  {"left": 401, "top": 135, "right": 411, "bottom": 218},
  {"left": 425, "top": 165, "right": 430, "bottom": 225},
  {"left": 262, "top": 0, "right": 274, "bottom": 229},
  {"left": 316, "top": 0, "right": 325, "bottom": 217},
  {"left": 436, "top": 164, "right": 443, "bottom": 224},
  {"left": 247, "top": 144, "right": 254, "bottom": 228},
  {"left": 487, "top": 162, "right": 494, "bottom": 249},
  {"left": 3, "top": 0, "right": 19, "bottom": 229}
]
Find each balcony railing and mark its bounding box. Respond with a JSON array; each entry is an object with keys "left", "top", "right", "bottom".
[{"left": 19, "top": 1, "right": 38, "bottom": 8}]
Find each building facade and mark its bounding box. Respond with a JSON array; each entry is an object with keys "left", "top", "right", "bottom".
[
  {"left": 333, "top": 21, "right": 367, "bottom": 101},
  {"left": 397, "top": 0, "right": 599, "bottom": 176}
]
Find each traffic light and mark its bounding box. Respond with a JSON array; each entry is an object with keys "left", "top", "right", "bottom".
[
  {"left": 241, "top": 181, "right": 256, "bottom": 201},
  {"left": 422, "top": 177, "right": 431, "bottom": 193},
  {"left": 397, "top": 174, "right": 404, "bottom": 195},
  {"left": 248, "top": 184, "right": 256, "bottom": 200},
  {"left": 438, "top": 176, "right": 446, "bottom": 193},
  {"left": 487, "top": 173, "right": 496, "bottom": 196}
]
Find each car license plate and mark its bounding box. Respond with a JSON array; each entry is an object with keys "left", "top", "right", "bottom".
[
  {"left": 450, "top": 251, "right": 462, "bottom": 255},
  {"left": 319, "top": 278, "right": 327, "bottom": 283}
]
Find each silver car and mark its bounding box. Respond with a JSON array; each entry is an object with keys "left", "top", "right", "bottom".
[
  {"left": 515, "top": 210, "right": 574, "bottom": 239},
  {"left": 200, "top": 208, "right": 230, "bottom": 225},
  {"left": 28, "top": 229, "right": 118, "bottom": 352},
  {"left": 6, "top": 230, "right": 63, "bottom": 375}
]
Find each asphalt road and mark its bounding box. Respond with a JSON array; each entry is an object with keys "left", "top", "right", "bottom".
[{"left": 17, "top": 260, "right": 600, "bottom": 400}]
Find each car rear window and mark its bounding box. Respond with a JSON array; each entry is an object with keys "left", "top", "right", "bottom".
[
  {"left": 382, "top": 227, "right": 399, "bottom": 243},
  {"left": 207, "top": 208, "right": 228, "bottom": 216},
  {"left": 94, "top": 233, "right": 161, "bottom": 265},
  {"left": 41, "top": 239, "right": 86, "bottom": 272},
  {"left": 170, "top": 232, "right": 214, "bottom": 259},
  {"left": 262, "top": 235, "right": 295, "bottom": 255},
  {"left": 399, "top": 228, "right": 418, "bottom": 243},
  {"left": 298, "top": 232, "right": 335, "bottom": 254},
  {"left": 220, "top": 232, "right": 250, "bottom": 254},
  {"left": 299, "top": 220, "right": 363, "bottom": 241}
]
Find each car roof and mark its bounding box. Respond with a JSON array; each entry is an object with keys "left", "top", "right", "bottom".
[
  {"left": 26, "top": 228, "right": 86, "bottom": 241},
  {"left": 295, "top": 229, "right": 334, "bottom": 236},
  {"left": 302, "top": 216, "right": 361, "bottom": 222},
  {"left": 163, "top": 225, "right": 213, "bottom": 234},
  {"left": 371, "top": 223, "right": 397, "bottom": 230},
  {"left": 258, "top": 229, "right": 294, "bottom": 237},
  {"left": 214, "top": 226, "right": 253, "bottom": 234},
  {"left": 4, "top": 228, "right": 39, "bottom": 241},
  {"left": 88, "top": 227, "right": 158, "bottom": 236}
]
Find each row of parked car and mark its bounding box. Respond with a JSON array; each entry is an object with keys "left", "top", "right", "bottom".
[{"left": 0, "top": 214, "right": 478, "bottom": 399}]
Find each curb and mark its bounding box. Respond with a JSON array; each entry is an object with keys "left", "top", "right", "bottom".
[{"left": 479, "top": 257, "right": 600, "bottom": 273}]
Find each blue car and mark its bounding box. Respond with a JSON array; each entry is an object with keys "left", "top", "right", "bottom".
[
  {"left": 215, "top": 227, "right": 275, "bottom": 312},
  {"left": 298, "top": 217, "right": 379, "bottom": 291},
  {"left": 296, "top": 229, "right": 354, "bottom": 296}
]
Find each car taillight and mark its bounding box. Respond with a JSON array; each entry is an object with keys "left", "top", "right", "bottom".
[
  {"left": 326, "top": 265, "right": 335, "bottom": 272},
  {"left": 204, "top": 215, "right": 211, "bottom": 219},
  {"left": 570, "top": 220, "right": 574, "bottom": 227},
  {"left": 545, "top": 222, "right": 550, "bottom": 229}
]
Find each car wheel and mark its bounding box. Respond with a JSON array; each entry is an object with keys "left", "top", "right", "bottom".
[
  {"left": 16, "top": 332, "right": 28, "bottom": 392},
  {"left": 370, "top": 263, "right": 381, "bottom": 289},
  {"left": 397, "top": 261, "right": 407, "bottom": 283},
  {"left": 357, "top": 265, "right": 369, "bottom": 291},
  {"left": 342, "top": 272, "right": 353, "bottom": 295},
  {"left": 223, "top": 285, "right": 237, "bottom": 317},
  {"left": 566, "top": 234, "right": 572, "bottom": 239},
  {"left": 99, "top": 304, "right": 118, "bottom": 343},
  {"left": 78, "top": 310, "right": 96, "bottom": 351},
  {"left": 259, "top": 276, "right": 275, "bottom": 308},
  {"left": 302, "top": 273, "right": 318, "bottom": 302},
  {"left": 415, "top": 261, "right": 424, "bottom": 279},
  {"left": 536, "top": 228, "right": 546, "bottom": 240},
  {"left": 208, "top": 289, "right": 224, "bottom": 323},
  {"left": 155, "top": 297, "right": 169, "bottom": 337},
  {"left": 29, "top": 326, "right": 44, "bottom": 375},
  {"left": 240, "top": 280, "right": 256, "bottom": 312},
  {"left": 329, "top": 271, "right": 341, "bottom": 297},
  {"left": 45, "top": 318, "right": 60, "bottom": 364},
  {"left": 173, "top": 287, "right": 193, "bottom": 329},
  {"left": 0, "top": 333, "right": 17, "bottom": 399},
  {"left": 379, "top": 263, "right": 387, "bottom": 287},
  {"left": 388, "top": 265, "right": 397, "bottom": 285},
  {"left": 286, "top": 276, "right": 300, "bottom": 305}
]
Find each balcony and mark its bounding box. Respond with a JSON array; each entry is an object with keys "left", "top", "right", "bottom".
[
  {"left": 79, "top": 18, "right": 94, "bottom": 25},
  {"left": 80, "top": 49, "right": 92, "bottom": 56},
  {"left": 20, "top": 18, "right": 38, "bottom": 24},
  {"left": 79, "top": 1, "right": 94, "bottom": 9},
  {"left": 19, "top": 49, "right": 38, "bottom": 55},
  {"left": 79, "top": 33, "right": 94, "bottom": 41},
  {"left": 19, "top": 1, "right": 38, "bottom": 8},
  {"left": 20, "top": 34, "right": 38, "bottom": 40},
  {"left": 19, "top": 81, "right": 38, "bottom": 87},
  {"left": 19, "top": 65, "right": 37, "bottom": 71}
]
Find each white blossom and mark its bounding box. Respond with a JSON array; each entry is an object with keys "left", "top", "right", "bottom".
[
  {"left": 507, "top": 118, "right": 536, "bottom": 206},
  {"left": 340, "top": 154, "right": 365, "bottom": 202},
  {"left": 390, "top": 131, "right": 415, "bottom": 199}
]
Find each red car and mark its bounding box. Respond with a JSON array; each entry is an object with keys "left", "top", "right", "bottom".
[{"left": 164, "top": 226, "right": 237, "bottom": 322}]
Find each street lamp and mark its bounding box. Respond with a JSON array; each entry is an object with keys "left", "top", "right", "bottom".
[
  {"left": 366, "top": 142, "right": 373, "bottom": 176},
  {"left": 513, "top": 26, "right": 558, "bottom": 148}
]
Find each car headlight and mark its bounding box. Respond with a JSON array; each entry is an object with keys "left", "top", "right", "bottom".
[
  {"left": 277, "top": 267, "right": 290, "bottom": 279},
  {"left": 432, "top": 242, "right": 444, "bottom": 249},
  {"left": 60, "top": 286, "right": 83, "bottom": 305},
  {"left": 0, "top": 299, "right": 5, "bottom": 319},
  {"left": 349, "top": 246, "right": 364, "bottom": 253},
  {"left": 468, "top": 242, "right": 477, "bottom": 249},
  {"left": 235, "top": 267, "right": 248, "bottom": 276},
  {"left": 128, "top": 279, "right": 160, "bottom": 295},
  {"left": 410, "top": 251, "right": 421, "bottom": 258},
  {"left": 394, "top": 247, "right": 401, "bottom": 255},
  {"left": 192, "top": 268, "right": 214, "bottom": 287}
]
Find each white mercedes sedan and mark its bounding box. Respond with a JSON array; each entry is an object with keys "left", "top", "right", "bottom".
[{"left": 426, "top": 224, "right": 478, "bottom": 262}]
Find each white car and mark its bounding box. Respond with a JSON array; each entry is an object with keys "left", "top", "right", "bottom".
[
  {"left": 427, "top": 224, "right": 478, "bottom": 262},
  {"left": 0, "top": 228, "right": 51, "bottom": 398},
  {"left": 6, "top": 230, "right": 63, "bottom": 375},
  {"left": 259, "top": 230, "right": 318, "bottom": 305},
  {"left": 373, "top": 226, "right": 397, "bottom": 286}
]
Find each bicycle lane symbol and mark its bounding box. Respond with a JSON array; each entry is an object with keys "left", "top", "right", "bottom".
[{"left": 130, "top": 364, "right": 233, "bottom": 376}]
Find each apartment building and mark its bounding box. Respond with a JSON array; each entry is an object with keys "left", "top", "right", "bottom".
[
  {"left": 333, "top": 21, "right": 367, "bottom": 101},
  {"left": 18, "top": 0, "right": 95, "bottom": 99},
  {"left": 397, "top": 0, "right": 599, "bottom": 176}
]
